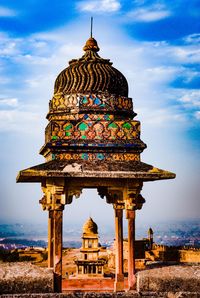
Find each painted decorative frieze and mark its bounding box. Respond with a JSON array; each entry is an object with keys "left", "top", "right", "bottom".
[
  {"left": 47, "top": 120, "right": 140, "bottom": 142},
  {"left": 51, "top": 152, "right": 140, "bottom": 162},
  {"left": 48, "top": 93, "right": 133, "bottom": 118}
]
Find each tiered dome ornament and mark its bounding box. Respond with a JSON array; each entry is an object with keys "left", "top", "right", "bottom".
[
  {"left": 41, "top": 36, "right": 145, "bottom": 165},
  {"left": 17, "top": 28, "right": 175, "bottom": 293}
]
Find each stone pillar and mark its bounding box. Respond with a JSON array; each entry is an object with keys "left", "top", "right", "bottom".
[
  {"left": 114, "top": 205, "right": 124, "bottom": 292},
  {"left": 40, "top": 179, "right": 81, "bottom": 293},
  {"left": 126, "top": 209, "right": 136, "bottom": 290},
  {"left": 125, "top": 190, "right": 145, "bottom": 292},
  {"left": 53, "top": 205, "right": 63, "bottom": 293},
  {"left": 48, "top": 210, "right": 54, "bottom": 268}
]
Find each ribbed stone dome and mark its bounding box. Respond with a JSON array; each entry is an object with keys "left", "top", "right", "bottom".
[
  {"left": 83, "top": 217, "right": 98, "bottom": 234},
  {"left": 54, "top": 37, "right": 128, "bottom": 97}
]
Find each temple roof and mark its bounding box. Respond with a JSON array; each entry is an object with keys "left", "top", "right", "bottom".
[
  {"left": 54, "top": 37, "right": 128, "bottom": 97},
  {"left": 16, "top": 160, "right": 175, "bottom": 183}
]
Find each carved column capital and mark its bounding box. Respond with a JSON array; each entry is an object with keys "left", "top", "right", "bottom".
[{"left": 113, "top": 201, "right": 125, "bottom": 211}]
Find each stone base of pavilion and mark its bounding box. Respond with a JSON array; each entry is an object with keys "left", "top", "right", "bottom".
[
  {"left": 0, "top": 263, "right": 199, "bottom": 297},
  {"left": 62, "top": 277, "right": 121, "bottom": 292}
]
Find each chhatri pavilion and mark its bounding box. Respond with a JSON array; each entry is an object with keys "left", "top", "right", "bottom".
[
  {"left": 17, "top": 26, "right": 175, "bottom": 292},
  {"left": 75, "top": 217, "right": 106, "bottom": 276}
]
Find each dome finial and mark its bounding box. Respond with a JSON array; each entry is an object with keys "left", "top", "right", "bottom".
[{"left": 83, "top": 17, "right": 100, "bottom": 52}]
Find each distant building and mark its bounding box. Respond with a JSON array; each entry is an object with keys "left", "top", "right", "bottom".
[{"left": 75, "top": 217, "right": 106, "bottom": 276}]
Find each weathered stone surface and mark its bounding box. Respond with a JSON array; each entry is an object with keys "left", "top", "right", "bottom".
[
  {"left": 0, "top": 262, "right": 53, "bottom": 294},
  {"left": 0, "top": 292, "right": 199, "bottom": 298},
  {"left": 136, "top": 265, "right": 200, "bottom": 293},
  {"left": 139, "top": 292, "right": 199, "bottom": 297}
]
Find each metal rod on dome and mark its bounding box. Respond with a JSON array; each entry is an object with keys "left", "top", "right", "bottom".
[{"left": 90, "top": 16, "right": 93, "bottom": 38}]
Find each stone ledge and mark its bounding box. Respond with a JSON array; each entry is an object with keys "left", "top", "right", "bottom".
[
  {"left": 0, "top": 292, "right": 199, "bottom": 298},
  {"left": 0, "top": 262, "right": 53, "bottom": 294},
  {"left": 136, "top": 265, "right": 200, "bottom": 293}
]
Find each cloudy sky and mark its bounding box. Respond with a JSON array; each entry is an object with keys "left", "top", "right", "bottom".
[{"left": 0, "top": 0, "right": 199, "bottom": 229}]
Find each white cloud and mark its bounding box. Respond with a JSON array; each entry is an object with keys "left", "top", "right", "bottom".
[
  {"left": 179, "top": 90, "right": 200, "bottom": 109},
  {"left": 77, "top": 0, "right": 121, "bottom": 13},
  {"left": 0, "top": 32, "right": 23, "bottom": 57},
  {"left": 194, "top": 111, "right": 200, "bottom": 120},
  {"left": 0, "top": 97, "right": 18, "bottom": 107},
  {"left": 183, "top": 33, "right": 200, "bottom": 45},
  {"left": 126, "top": 4, "right": 171, "bottom": 22},
  {"left": 0, "top": 6, "right": 17, "bottom": 17},
  {"left": 171, "top": 47, "right": 200, "bottom": 64},
  {"left": 137, "top": 107, "right": 185, "bottom": 126},
  {"left": 0, "top": 109, "right": 41, "bottom": 132}
]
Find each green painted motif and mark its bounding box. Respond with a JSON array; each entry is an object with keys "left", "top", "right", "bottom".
[
  {"left": 64, "top": 124, "right": 73, "bottom": 131},
  {"left": 52, "top": 135, "right": 58, "bottom": 140},
  {"left": 122, "top": 122, "right": 132, "bottom": 130},
  {"left": 79, "top": 122, "right": 88, "bottom": 131},
  {"left": 82, "top": 97, "right": 88, "bottom": 104},
  {"left": 108, "top": 122, "right": 118, "bottom": 129},
  {"left": 65, "top": 132, "right": 71, "bottom": 136},
  {"left": 81, "top": 135, "right": 87, "bottom": 139},
  {"left": 81, "top": 153, "right": 89, "bottom": 160}
]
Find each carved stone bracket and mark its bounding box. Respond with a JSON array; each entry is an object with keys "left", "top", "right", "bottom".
[
  {"left": 125, "top": 194, "right": 145, "bottom": 211},
  {"left": 39, "top": 179, "right": 83, "bottom": 210},
  {"left": 65, "top": 188, "right": 82, "bottom": 205},
  {"left": 39, "top": 179, "right": 65, "bottom": 211},
  {"left": 97, "top": 182, "right": 145, "bottom": 210},
  {"left": 123, "top": 181, "right": 144, "bottom": 211},
  {"left": 97, "top": 186, "right": 124, "bottom": 205}
]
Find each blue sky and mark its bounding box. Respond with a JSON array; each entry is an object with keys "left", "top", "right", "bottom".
[{"left": 0, "top": 0, "right": 199, "bottom": 228}]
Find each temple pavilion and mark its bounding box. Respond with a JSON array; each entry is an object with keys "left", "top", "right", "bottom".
[
  {"left": 17, "top": 29, "right": 175, "bottom": 292},
  {"left": 75, "top": 217, "right": 106, "bottom": 276}
]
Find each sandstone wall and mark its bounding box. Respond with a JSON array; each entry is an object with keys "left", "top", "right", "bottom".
[{"left": 0, "top": 262, "right": 53, "bottom": 294}]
